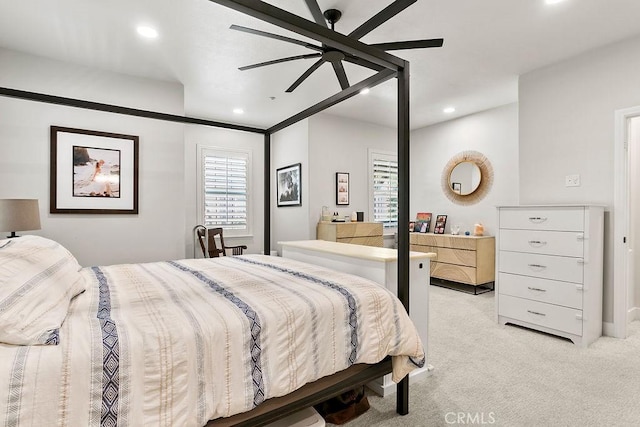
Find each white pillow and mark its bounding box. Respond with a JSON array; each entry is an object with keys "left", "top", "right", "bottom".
[{"left": 0, "top": 235, "right": 86, "bottom": 345}]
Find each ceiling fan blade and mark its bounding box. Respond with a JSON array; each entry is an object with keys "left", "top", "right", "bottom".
[
  {"left": 230, "top": 24, "right": 323, "bottom": 52},
  {"left": 332, "top": 61, "right": 350, "bottom": 90},
  {"left": 286, "top": 59, "right": 325, "bottom": 93},
  {"left": 371, "top": 39, "right": 444, "bottom": 51},
  {"left": 304, "top": 0, "right": 328, "bottom": 27},
  {"left": 349, "top": 0, "right": 417, "bottom": 40},
  {"left": 239, "top": 53, "right": 322, "bottom": 71}
]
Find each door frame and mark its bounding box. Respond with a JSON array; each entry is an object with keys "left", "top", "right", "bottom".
[{"left": 614, "top": 106, "right": 640, "bottom": 338}]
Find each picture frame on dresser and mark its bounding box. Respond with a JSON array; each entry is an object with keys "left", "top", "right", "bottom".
[{"left": 433, "top": 215, "right": 447, "bottom": 234}]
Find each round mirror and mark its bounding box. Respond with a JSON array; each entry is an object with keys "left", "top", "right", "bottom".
[
  {"left": 449, "top": 161, "right": 482, "bottom": 196},
  {"left": 441, "top": 151, "right": 493, "bottom": 205}
]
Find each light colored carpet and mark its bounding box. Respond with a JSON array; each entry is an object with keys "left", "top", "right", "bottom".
[{"left": 344, "top": 285, "right": 640, "bottom": 427}]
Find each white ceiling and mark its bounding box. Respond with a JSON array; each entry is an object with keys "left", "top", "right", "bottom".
[{"left": 2, "top": 0, "right": 640, "bottom": 130}]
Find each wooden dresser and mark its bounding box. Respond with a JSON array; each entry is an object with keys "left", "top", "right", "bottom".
[
  {"left": 496, "top": 205, "right": 604, "bottom": 347},
  {"left": 410, "top": 233, "right": 495, "bottom": 288},
  {"left": 316, "top": 221, "right": 383, "bottom": 247}
]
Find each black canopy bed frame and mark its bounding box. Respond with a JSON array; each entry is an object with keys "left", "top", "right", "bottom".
[{"left": 0, "top": 0, "right": 438, "bottom": 424}]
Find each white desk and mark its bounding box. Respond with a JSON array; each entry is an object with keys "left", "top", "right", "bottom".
[{"left": 279, "top": 240, "right": 435, "bottom": 396}]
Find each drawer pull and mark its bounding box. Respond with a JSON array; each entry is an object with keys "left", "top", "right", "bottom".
[
  {"left": 528, "top": 240, "right": 547, "bottom": 247},
  {"left": 527, "top": 263, "right": 547, "bottom": 270},
  {"left": 527, "top": 310, "right": 546, "bottom": 317},
  {"left": 528, "top": 217, "right": 548, "bottom": 223},
  {"left": 576, "top": 285, "right": 584, "bottom": 291},
  {"left": 527, "top": 287, "right": 547, "bottom": 292}
]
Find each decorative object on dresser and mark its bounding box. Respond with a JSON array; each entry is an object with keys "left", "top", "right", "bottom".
[
  {"left": 317, "top": 221, "right": 383, "bottom": 247},
  {"left": 415, "top": 212, "right": 432, "bottom": 233},
  {"left": 410, "top": 233, "right": 495, "bottom": 294},
  {"left": 336, "top": 172, "right": 349, "bottom": 205},
  {"left": 496, "top": 205, "right": 604, "bottom": 347},
  {"left": 433, "top": 215, "right": 448, "bottom": 234}
]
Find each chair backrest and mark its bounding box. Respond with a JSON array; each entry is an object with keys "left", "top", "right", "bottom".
[
  {"left": 195, "top": 226, "right": 245, "bottom": 258},
  {"left": 206, "top": 227, "right": 226, "bottom": 258}
]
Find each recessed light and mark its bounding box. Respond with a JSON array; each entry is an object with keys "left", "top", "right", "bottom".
[
  {"left": 233, "top": 108, "right": 244, "bottom": 114},
  {"left": 360, "top": 88, "right": 370, "bottom": 95},
  {"left": 443, "top": 107, "right": 455, "bottom": 114},
  {"left": 136, "top": 26, "right": 158, "bottom": 39}
]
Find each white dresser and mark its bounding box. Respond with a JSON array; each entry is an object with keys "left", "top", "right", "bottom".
[{"left": 496, "top": 205, "right": 604, "bottom": 347}]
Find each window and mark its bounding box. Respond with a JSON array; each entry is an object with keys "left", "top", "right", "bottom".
[
  {"left": 198, "top": 146, "right": 251, "bottom": 236},
  {"left": 369, "top": 150, "right": 398, "bottom": 230}
]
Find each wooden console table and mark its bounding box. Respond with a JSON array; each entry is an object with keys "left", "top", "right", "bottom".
[{"left": 410, "top": 233, "right": 495, "bottom": 294}]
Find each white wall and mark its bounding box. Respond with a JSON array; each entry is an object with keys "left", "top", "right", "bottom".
[
  {"left": 184, "top": 125, "right": 265, "bottom": 257},
  {"left": 271, "top": 120, "right": 309, "bottom": 253},
  {"left": 411, "top": 103, "right": 519, "bottom": 236},
  {"left": 519, "top": 34, "right": 640, "bottom": 323},
  {"left": 308, "top": 113, "right": 397, "bottom": 237},
  {"left": 0, "top": 48, "right": 186, "bottom": 266}
]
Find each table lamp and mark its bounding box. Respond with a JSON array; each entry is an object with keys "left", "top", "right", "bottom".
[{"left": 0, "top": 199, "right": 41, "bottom": 238}]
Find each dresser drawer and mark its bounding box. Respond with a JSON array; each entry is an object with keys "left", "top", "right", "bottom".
[
  {"left": 499, "top": 229, "right": 584, "bottom": 257},
  {"left": 498, "top": 272, "right": 583, "bottom": 309},
  {"left": 499, "top": 251, "right": 583, "bottom": 283},
  {"left": 499, "top": 294, "right": 583, "bottom": 336},
  {"left": 499, "top": 207, "right": 584, "bottom": 231},
  {"left": 431, "top": 262, "right": 477, "bottom": 285}
]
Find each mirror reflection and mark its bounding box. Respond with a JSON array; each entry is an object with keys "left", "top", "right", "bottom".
[{"left": 449, "top": 161, "right": 481, "bottom": 196}]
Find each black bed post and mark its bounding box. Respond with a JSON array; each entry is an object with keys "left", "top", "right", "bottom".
[
  {"left": 396, "top": 61, "right": 410, "bottom": 415},
  {"left": 264, "top": 132, "right": 271, "bottom": 255}
]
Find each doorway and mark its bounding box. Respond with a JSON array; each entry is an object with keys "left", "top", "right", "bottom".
[{"left": 614, "top": 107, "right": 640, "bottom": 338}]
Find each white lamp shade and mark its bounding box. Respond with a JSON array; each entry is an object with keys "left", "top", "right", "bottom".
[{"left": 0, "top": 199, "right": 41, "bottom": 233}]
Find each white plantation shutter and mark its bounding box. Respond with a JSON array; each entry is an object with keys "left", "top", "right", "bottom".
[
  {"left": 200, "top": 148, "right": 250, "bottom": 233},
  {"left": 370, "top": 151, "right": 398, "bottom": 229}
]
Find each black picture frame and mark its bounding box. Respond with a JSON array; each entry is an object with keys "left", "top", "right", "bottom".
[
  {"left": 276, "top": 163, "right": 302, "bottom": 207},
  {"left": 50, "top": 126, "right": 139, "bottom": 214},
  {"left": 434, "top": 214, "right": 447, "bottom": 234},
  {"left": 336, "top": 172, "right": 349, "bottom": 205}
]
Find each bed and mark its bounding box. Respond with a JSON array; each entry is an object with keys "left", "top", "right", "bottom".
[{"left": 0, "top": 235, "right": 425, "bottom": 426}]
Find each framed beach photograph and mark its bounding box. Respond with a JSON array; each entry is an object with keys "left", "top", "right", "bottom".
[
  {"left": 434, "top": 214, "right": 448, "bottom": 234},
  {"left": 277, "top": 163, "right": 302, "bottom": 207},
  {"left": 336, "top": 172, "right": 349, "bottom": 205},
  {"left": 50, "top": 126, "right": 139, "bottom": 214},
  {"left": 416, "top": 212, "right": 432, "bottom": 232}
]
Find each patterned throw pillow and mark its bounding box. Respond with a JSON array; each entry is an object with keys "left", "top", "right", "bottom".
[{"left": 0, "top": 235, "right": 86, "bottom": 345}]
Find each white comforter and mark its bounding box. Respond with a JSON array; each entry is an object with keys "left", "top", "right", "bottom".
[{"left": 0, "top": 255, "right": 424, "bottom": 426}]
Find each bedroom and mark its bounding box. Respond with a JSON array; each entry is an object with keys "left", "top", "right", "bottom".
[{"left": 2, "top": 0, "right": 640, "bottom": 425}]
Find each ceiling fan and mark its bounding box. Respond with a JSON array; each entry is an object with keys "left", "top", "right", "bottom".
[{"left": 231, "top": 0, "right": 443, "bottom": 93}]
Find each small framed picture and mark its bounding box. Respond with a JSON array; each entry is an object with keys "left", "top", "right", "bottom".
[
  {"left": 451, "top": 182, "right": 462, "bottom": 194},
  {"left": 336, "top": 172, "right": 349, "bottom": 205},
  {"left": 409, "top": 221, "right": 415, "bottom": 232},
  {"left": 416, "top": 212, "right": 432, "bottom": 232},
  {"left": 434, "top": 214, "right": 448, "bottom": 234}
]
